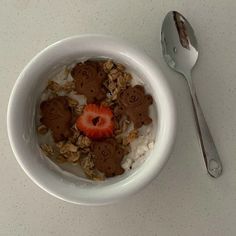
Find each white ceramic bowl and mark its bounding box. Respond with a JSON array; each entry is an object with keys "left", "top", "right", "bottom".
[{"left": 7, "top": 35, "right": 176, "bottom": 205}]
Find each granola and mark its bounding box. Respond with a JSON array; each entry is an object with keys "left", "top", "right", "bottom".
[
  {"left": 74, "top": 105, "right": 85, "bottom": 116},
  {"left": 123, "top": 129, "right": 139, "bottom": 146},
  {"left": 57, "top": 142, "right": 80, "bottom": 163},
  {"left": 103, "top": 65, "right": 132, "bottom": 104},
  {"left": 37, "top": 124, "right": 48, "bottom": 135},
  {"left": 80, "top": 154, "right": 105, "bottom": 180},
  {"left": 66, "top": 97, "right": 78, "bottom": 107},
  {"left": 59, "top": 143, "right": 78, "bottom": 154},
  {"left": 76, "top": 135, "right": 91, "bottom": 149},
  {"left": 108, "top": 69, "right": 121, "bottom": 81},
  {"left": 120, "top": 119, "right": 130, "bottom": 133},
  {"left": 68, "top": 129, "right": 81, "bottom": 144},
  {"left": 116, "top": 63, "right": 126, "bottom": 72},
  {"left": 40, "top": 144, "right": 54, "bottom": 157},
  {"left": 55, "top": 154, "right": 67, "bottom": 164},
  {"left": 62, "top": 81, "right": 75, "bottom": 93},
  {"left": 103, "top": 59, "right": 114, "bottom": 73},
  {"left": 64, "top": 152, "right": 80, "bottom": 163},
  {"left": 47, "top": 80, "right": 75, "bottom": 93},
  {"left": 47, "top": 80, "right": 61, "bottom": 92},
  {"left": 37, "top": 59, "right": 154, "bottom": 180}
]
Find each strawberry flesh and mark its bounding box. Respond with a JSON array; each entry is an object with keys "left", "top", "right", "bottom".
[{"left": 76, "top": 104, "right": 114, "bottom": 139}]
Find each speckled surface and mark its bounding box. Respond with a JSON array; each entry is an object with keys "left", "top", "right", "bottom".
[{"left": 1, "top": 0, "right": 236, "bottom": 235}]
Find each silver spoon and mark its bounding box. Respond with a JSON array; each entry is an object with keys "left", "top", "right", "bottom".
[{"left": 161, "top": 11, "right": 222, "bottom": 178}]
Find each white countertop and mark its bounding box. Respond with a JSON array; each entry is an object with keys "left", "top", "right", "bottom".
[{"left": 1, "top": 1, "right": 236, "bottom": 235}]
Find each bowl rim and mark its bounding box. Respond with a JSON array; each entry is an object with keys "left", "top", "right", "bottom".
[{"left": 7, "top": 34, "right": 177, "bottom": 205}]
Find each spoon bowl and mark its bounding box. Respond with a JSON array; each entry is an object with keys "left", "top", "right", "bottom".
[{"left": 161, "top": 11, "right": 198, "bottom": 77}]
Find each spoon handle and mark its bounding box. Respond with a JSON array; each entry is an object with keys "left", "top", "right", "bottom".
[{"left": 186, "top": 74, "right": 222, "bottom": 178}]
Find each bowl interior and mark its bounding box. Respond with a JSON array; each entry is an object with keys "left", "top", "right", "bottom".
[
  {"left": 36, "top": 57, "right": 158, "bottom": 181},
  {"left": 7, "top": 36, "right": 175, "bottom": 204}
]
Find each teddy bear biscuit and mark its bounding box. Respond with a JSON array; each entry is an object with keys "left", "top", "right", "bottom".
[
  {"left": 91, "top": 139, "right": 125, "bottom": 177},
  {"left": 115, "top": 85, "right": 153, "bottom": 128},
  {"left": 71, "top": 61, "right": 107, "bottom": 103},
  {"left": 40, "top": 96, "right": 72, "bottom": 142}
]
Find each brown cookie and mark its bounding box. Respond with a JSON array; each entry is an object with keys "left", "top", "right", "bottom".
[
  {"left": 40, "top": 96, "right": 72, "bottom": 142},
  {"left": 71, "top": 61, "right": 107, "bottom": 103},
  {"left": 114, "top": 85, "right": 153, "bottom": 129},
  {"left": 91, "top": 139, "right": 125, "bottom": 177}
]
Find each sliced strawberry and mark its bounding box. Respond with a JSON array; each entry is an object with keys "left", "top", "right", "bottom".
[{"left": 76, "top": 104, "right": 114, "bottom": 139}]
